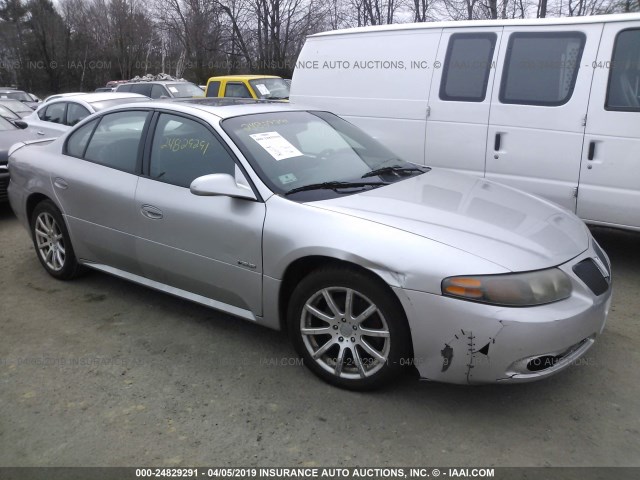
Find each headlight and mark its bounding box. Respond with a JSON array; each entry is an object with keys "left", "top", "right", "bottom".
[{"left": 442, "top": 268, "right": 572, "bottom": 307}]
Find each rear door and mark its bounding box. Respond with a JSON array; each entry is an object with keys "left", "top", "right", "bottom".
[
  {"left": 577, "top": 24, "right": 640, "bottom": 229},
  {"left": 425, "top": 27, "right": 502, "bottom": 176},
  {"left": 485, "top": 24, "right": 603, "bottom": 210},
  {"left": 53, "top": 110, "right": 151, "bottom": 272}
]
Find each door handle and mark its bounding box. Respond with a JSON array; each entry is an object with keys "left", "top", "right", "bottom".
[
  {"left": 53, "top": 177, "right": 68, "bottom": 189},
  {"left": 494, "top": 133, "right": 501, "bottom": 151},
  {"left": 587, "top": 141, "right": 596, "bottom": 161},
  {"left": 37, "top": 131, "right": 45, "bottom": 136},
  {"left": 140, "top": 204, "right": 163, "bottom": 220}
]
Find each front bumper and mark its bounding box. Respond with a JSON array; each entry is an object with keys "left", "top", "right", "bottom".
[{"left": 394, "top": 245, "right": 612, "bottom": 384}]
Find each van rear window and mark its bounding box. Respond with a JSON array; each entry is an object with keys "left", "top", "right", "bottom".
[
  {"left": 606, "top": 29, "right": 640, "bottom": 112},
  {"left": 500, "top": 32, "right": 585, "bottom": 106},
  {"left": 440, "top": 33, "right": 497, "bottom": 102}
]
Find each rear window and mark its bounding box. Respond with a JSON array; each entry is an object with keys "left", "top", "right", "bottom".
[
  {"left": 130, "top": 84, "right": 153, "bottom": 97},
  {"left": 606, "top": 29, "right": 640, "bottom": 111},
  {"left": 206, "top": 81, "right": 221, "bottom": 97},
  {"left": 500, "top": 32, "right": 585, "bottom": 106},
  {"left": 225, "top": 83, "right": 252, "bottom": 98}
]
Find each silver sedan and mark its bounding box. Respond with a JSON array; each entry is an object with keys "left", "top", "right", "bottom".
[{"left": 7, "top": 99, "right": 612, "bottom": 389}]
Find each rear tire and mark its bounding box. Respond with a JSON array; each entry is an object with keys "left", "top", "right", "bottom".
[
  {"left": 30, "top": 200, "right": 83, "bottom": 280},
  {"left": 288, "top": 266, "right": 411, "bottom": 390}
]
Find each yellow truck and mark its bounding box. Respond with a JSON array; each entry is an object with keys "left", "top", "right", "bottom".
[{"left": 205, "top": 75, "right": 289, "bottom": 100}]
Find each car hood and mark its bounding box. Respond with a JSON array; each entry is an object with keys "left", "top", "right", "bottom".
[{"left": 309, "top": 169, "right": 589, "bottom": 272}]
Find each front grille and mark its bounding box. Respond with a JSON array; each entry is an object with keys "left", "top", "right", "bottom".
[
  {"left": 0, "top": 176, "right": 9, "bottom": 203},
  {"left": 573, "top": 258, "right": 609, "bottom": 296}
]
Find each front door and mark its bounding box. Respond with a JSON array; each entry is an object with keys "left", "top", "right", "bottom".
[{"left": 134, "top": 112, "right": 265, "bottom": 316}]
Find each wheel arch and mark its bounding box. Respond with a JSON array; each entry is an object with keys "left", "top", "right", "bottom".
[
  {"left": 277, "top": 255, "right": 409, "bottom": 336},
  {"left": 26, "top": 192, "right": 54, "bottom": 227}
]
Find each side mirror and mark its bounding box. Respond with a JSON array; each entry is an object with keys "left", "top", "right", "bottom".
[
  {"left": 190, "top": 173, "right": 257, "bottom": 201},
  {"left": 13, "top": 120, "right": 28, "bottom": 129}
]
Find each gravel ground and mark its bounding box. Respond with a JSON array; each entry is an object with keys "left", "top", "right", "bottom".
[{"left": 1, "top": 203, "right": 639, "bottom": 468}]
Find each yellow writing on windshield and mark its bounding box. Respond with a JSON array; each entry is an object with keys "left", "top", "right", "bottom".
[{"left": 240, "top": 119, "right": 289, "bottom": 131}]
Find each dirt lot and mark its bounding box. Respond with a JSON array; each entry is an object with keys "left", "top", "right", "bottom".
[{"left": 1, "top": 203, "right": 639, "bottom": 467}]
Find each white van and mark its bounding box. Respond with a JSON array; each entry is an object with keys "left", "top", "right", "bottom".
[{"left": 291, "top": 14, "right": 640, "bottom": 231}]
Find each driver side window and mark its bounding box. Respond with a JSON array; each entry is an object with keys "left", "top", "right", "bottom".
[{"left": 149, "top": 114, "right": 237, "bottom": 188}]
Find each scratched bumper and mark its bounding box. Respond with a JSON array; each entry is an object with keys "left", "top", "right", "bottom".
[{"left": 393, "top": 248, "right": 612, "bottom": 385}]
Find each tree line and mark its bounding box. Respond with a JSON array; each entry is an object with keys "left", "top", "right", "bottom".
[{"left": 0, "top": 0, "right": 637, "bottom": 95}]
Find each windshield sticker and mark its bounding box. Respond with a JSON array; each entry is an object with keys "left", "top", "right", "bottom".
[
  {"left": 160, "top": 137, "right": 210, "bottom": 155},
  {"left": 249, "top": 132, "right": 303, "bottom": 161},
  {"left": 241, "top": 119, "right": 288, "bottom": 131},
  {"left": 168, "top": 86, "right": 179, "bottom": 93},
  {"left": 255, "top": 84, "right": 270, "bottom": 95},
  {"left": 278, "top": 173, "right": 297, "bottom": 185}
]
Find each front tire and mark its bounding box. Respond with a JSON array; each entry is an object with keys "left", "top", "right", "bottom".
[
  {"left": 288, "top": 266, "right": 411, "bottom": 390},
  {"left": 30, "top": 200, "right": 82, "bottom": 280}
]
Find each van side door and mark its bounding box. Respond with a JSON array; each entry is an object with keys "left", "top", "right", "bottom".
[
  {"left": 425, "top": 28, "right": 502, "bottom": 177},
  {"left": 578, "top": 24, "right": 640, "bottom": 230},
  {"left": 485, "top": 23, "right": 603, "bottom": 211}
]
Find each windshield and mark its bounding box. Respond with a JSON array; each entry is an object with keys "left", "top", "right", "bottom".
[
  {"left": 167, "top": 83, "right": 204, "bottom": 98},
  {"left": 222, "top": 111, "right": 424, "bottom": 199},
  {"left": 0, "top": 116, "right": 16, "bottom": 131},
  {"left": 1, "top": 90, "right": 31, "bottom": 102},
  {"left": 0, "top": 99, "right": 32, "bottom": 115},
  {"left": 89, "top": 96, "right": 150, "bottom": 111},
  {"left": 0, "top": 104, "right": 19, "bottom": 119},
  {"left": 248, "top": 78, "right": 290, "bottom": 100}
]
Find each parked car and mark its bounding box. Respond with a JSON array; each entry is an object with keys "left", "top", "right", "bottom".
[
  {"left": 94, "top": 87, "right": 114, "bottom": 93},
  {"left": 0, "top": 116, "right": 46, "bottom": 202},
  {"left": 291, "top": 13, "right": 640, "bottom": 232},
  {"left": 7, "top": 99, "right": 611, "bottom": 390},
  {"left": 23, "top": 92, "right": 149, "bottom": 136},
  {"left": 0, "top": 89, "right": 38, "bottom": 109},
  {"left": 115, "top": 80, "right": 203, "bottom": 99},
  {"left": 0, "top": 99, "right": 35, "bottom": 118},
  {"left": 205, "top": 75, "right": 290, "bottom": 100},
  {"left": 27, "top": 93, "right": 42, "bottom": 104}
]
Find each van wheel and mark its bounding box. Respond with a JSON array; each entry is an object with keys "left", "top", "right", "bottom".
[
  {"left": 288, "top": 266, "right": 411, "bottom": 390},
  {"left": 30, "top": 200, "right": 83, "bottom": 280}
]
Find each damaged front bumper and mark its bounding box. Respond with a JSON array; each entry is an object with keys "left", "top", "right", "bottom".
[{"left": 393, "top": 248, "right": 612, "bottom": 385}]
